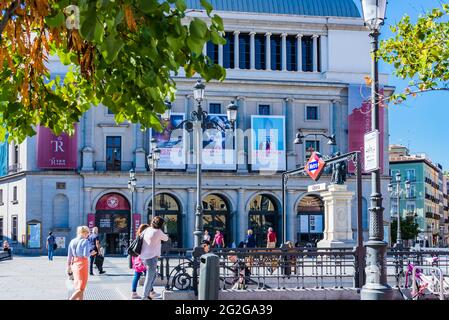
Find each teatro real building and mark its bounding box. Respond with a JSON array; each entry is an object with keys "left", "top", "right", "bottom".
[{"left": 0, "top": 0, "right": 393, "bottom": 255}]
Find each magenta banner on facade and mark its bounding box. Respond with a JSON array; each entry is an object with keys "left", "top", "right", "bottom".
[
  {"left": 348, "top": 85, "right": 385, "bottom": 174},
  {"left": 36, "top": 125, "right": 78, "bottom": 169},
  {"left": 87, "top": 214, "right": 95, "bottom": 229},
  {"left": 133, "top": 214, "right": 141, "bottom": 238}
]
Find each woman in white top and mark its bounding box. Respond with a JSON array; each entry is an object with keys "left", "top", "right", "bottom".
[
  {"left": 140, "top": 216, "right": 169, "bottom": 300},
  {"left": 203, "top": 230, "right": 211, "bottom": 242}
]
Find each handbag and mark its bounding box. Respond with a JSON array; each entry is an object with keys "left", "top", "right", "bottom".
[{"left": 128, "top": 231, "right": 145, "bottom": 257}]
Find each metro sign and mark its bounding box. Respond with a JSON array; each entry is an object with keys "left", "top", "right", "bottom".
[{"left": 305, "top": 152, "right": 326, "bottom": 182}]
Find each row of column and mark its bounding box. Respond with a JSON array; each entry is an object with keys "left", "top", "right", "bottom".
[{"left": 205, "top": 32, "right": 325, "bottom": 72}]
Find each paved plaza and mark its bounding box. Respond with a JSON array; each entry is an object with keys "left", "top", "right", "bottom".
[{"left": 0, "top": 255, "right": 165, "bottom": 300}]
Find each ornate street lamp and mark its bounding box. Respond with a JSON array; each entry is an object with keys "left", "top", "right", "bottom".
[
  {"left": 147, "top": 138, "right": 161, "bottom": 221},
  {"left": 162, "top": 100, "right": 172, "bottom": 122},
  {"left": 360, "top": 0, "right": 390, "bottom": 300},
  {"left": 127, "top": 168, "right": 137, "bottom": 268}
]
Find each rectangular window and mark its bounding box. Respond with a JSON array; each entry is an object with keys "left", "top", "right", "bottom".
[
  {"left": 255, "top": 34, "right": 266, "bottom": 70},
  {"left": 270, "top": 35, "right": 282, "bottom": 71},
  {"left": 106, "top": 136, "right": 122, "bottom": 171},
  {"left": 405, "top": 169, "right": 416, "bottom": 182},
  {"left": 12, "top": 216, "right": 17, "bottom": 242},
  {"left": 286, "top": 35, "right": 297, "bottom": 71},
  {"left": 391, "top": 203, "right": 398, "bottom": 215},
  {"left": 306, "top": 106, "right": 319, "bottom": 121},
  {"left": 409, "top": 185, "right": 416, "bottom": 198},
  {"left": 239, "top": 33, "right": 251, "bottom": 69},
  {"left": 223, "top": 32, "right": 235, "bottom": 69},
  {"left": 302, "top": 36, "right": 313, "bottom": 72},
  {"left": 317, "top": 36, "right": 321, "bottom": 72},
  {"left": 209, "top": 103, "right": 221, "bottom": 114},
  {"left": 207, "top": 41, "right": 219, "bottom": 64},
  {"left": 13, "top": 186, "right": 17, "bottom": 203},
  {"left": 406, "top": 202, "right": 416, "bottom": 214},
  {"left": 0, "top": 189, "right": 3, "bottom": 205},
  {"left": 305, "top": 140, "right": 320, "bottom": 162},
  {"left": 258, "top": 105, "right": 270, "bottom": 115},
  {"left": 14, "top": 144, "right": 19, "bottom": 165},
  {"left": 0, "top": 217, "right": 3, "bottom": 240},
  {"left": 56, "top": 182, "right": 66, "bottom": 190}
]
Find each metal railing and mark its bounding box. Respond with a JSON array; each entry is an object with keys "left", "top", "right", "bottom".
[
  {"left": 93, "top": 161, "right": 134, "bottom": 172},
  {"left": 7, "top": 164, "right": 22, "bottom": 174}
]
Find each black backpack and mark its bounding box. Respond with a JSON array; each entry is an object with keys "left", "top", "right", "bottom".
[{"left": 127, "top": 232, "right": 145, "bottom": 257}]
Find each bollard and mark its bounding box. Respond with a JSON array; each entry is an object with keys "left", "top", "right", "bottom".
[{"left": 198, "top": 253, "right": 220, "bottom": 300}]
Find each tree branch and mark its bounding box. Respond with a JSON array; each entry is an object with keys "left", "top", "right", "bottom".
[{"left": 0, "top": 0, "right": 20, "bottom": 43}]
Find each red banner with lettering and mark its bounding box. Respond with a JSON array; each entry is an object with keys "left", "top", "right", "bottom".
[{"left": 36, "top": 125, "right": 78, "bottom": 169}]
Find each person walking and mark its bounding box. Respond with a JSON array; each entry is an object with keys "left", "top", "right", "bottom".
[
  {"left": 212, "top": 230, "right": 225, "bottom": 249},
  {"left": 67, "top": 226, "right": 91, "bottom": 300},
  {"left": 245, "top": 229, "right": 256, "bottom": 248},
  {"left": 140, "top": 216, "right": 169, "bottom": 300},
  {"left": 131, "top": 224, "right": 150, "bottom": 299},
  {"left": 46, "top": 232, "right": 56, "bottom": 261},
  {"left": 203, "top": 230, "right": 211, "bottom": 242},
  {"left": 266, "top": 227, "right": 277, "bottom": 248},
  {"left": 88, "top": 227, "right": 105, "bottom": 275}
]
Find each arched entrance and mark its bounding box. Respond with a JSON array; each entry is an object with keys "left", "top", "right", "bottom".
[
  {"left": 297, "top": 195, "right": 324, "bottom": 246},
  {"left": 248, "top": 194, "right": 278, "bottom": 247},
  {"left": 95, "top": 193, "right": 130, "bottom": 255},
  {"left": 148, "top": 193, "right": 182, "bottom": 248},
  {"left": 202, "top": 194, "right": 231, "bottom": 246}
]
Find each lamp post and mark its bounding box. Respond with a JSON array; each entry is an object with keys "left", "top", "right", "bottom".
[
  {"left": 388, "top": 173, "right": 410, "bottom": 249},
  {"left": 147, "top": 138, "right": 161, "bottom": 221},
  {"left": 127, "top": 169, "right": 137, "bottom": 268},
  {"left": 169, "top": 80, "right": 237, "bottom": 248},
  {"left": 360, "top": 0, "right": 391, "bottom": 300}
]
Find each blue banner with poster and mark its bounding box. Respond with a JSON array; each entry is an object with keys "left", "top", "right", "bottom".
[
  {"left": 250, "top": 115, "right": 286, "bottom": 171},
  {"left": 0, "top": 133, "right": 8, "bottom": 177}
]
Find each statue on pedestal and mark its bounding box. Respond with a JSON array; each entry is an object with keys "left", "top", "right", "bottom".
[{"left": 330, "top": 152, "right": 347, "bottom": 185}]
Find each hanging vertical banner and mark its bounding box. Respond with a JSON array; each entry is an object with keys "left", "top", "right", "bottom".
[
  {"left": 202, "top": 114, "right": 236, "bottom": 170},
  {"left": 87, "top": 214, "right": 96, "bottom": 229},
  {"left": 36, "top": 124, "right": 78, "bottom": 169},
  {"left": 150, "top": 113, "right": 186, "bottom": 169},
  {"left": 0, "top": 133, "right": 8, "bottom": 176},
  {"left": 250, "top": 115, "right": 286, "bottom": 171},
  {"left": 133, "top": 214, "right": 141, "bottom": 238},
  {"left": 348, "top": 85, "right": 385, "bottom": 174}
]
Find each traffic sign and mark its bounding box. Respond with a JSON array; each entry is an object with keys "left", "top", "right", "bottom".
[{"left": 305, "top": 152, "right": 326, "bottom": 182}]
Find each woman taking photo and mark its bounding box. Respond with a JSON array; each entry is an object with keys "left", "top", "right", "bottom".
[{"left": 67, "top": 226, "right": 91, "bottom": 300}]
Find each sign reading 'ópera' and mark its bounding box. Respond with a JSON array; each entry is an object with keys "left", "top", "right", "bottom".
[{"left": 305, "top": 152, "right": 326, "bottom": 182}]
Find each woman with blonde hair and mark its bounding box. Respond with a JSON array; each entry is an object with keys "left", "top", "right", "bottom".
[{"left": 67, "top": 226, "right": 91, "bottom": 300}]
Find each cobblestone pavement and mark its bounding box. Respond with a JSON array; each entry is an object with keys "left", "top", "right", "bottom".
[{"left": 0, "top": 255, "right": 164, "bottom": 300}]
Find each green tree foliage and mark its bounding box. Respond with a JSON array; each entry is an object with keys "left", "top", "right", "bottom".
[
  {"left": 390, "top": 216, "right": 420, "bottom": 244},
  {"left": 0, "top": 0, "right": 226, "bottom": 142},
  {"left": 379, "top": 4, "right": 449, "bottom": 104}
]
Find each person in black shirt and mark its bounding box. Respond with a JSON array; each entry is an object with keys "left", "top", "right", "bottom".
[{"left": 88, "top": 227, "right": 105, "bottom": 275}]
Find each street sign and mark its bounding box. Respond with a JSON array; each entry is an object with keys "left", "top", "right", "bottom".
[
  {"left": 305, "top": 152, "right": 326, "bottom": 182},
  {"left": 364, "top": 130, "right": 380, "bottom": 172},
  {"left": 308, "top": 183, "right": 327, "bottom": 193}
]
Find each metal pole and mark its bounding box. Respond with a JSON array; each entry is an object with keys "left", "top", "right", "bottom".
[
  {"left": 361, "top": 30, "right": 392, "bottom": 300},
  {"left": 152, "top": 158, "right": 156, "bottom": 220},
  {"left": 193, "top": 103, "right": 204, "bottom": 248},
  {"left": 356, "top": 153, "right": 365, "bottom": 288},
  {"left": 282, "top": 173, "right": 287, "bottom": 244},
  {"left": 397, "top": 180, "right": 402, "bottom": 248}
]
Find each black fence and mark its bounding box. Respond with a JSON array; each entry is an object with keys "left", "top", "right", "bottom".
[{"left": 157, "top": 247, "right": 449, "bottom": 295}]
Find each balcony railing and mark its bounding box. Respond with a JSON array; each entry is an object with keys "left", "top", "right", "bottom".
[
  {"left": 426, "top": 212, "right": 434, "bottom": 219},
  {"left": 7, "top": 163, "right": 22, "bottom": 174},
  {"left": 94, "top": 161, "right": 134, "bottom": 172}
]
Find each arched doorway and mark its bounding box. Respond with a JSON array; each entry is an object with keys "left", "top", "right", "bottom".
[
  {"left": 202, "top": 194, "right": 231, "bottom": 246},
  {"left": 95, "top": 193, "right": 130, "bottom": 255},
  {"left": 248, "top": 194, "right": 278, "bottom": 247},
  {"left": 148, "top": 193, "right": 182, "bottom": 248},
  {"left": 297, "top": 195, "right": 324, "bottom": 246}
]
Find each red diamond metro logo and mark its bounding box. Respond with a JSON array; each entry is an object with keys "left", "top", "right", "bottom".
[{"left": 305, "top": 152, "right": 326, "bottom": 182}]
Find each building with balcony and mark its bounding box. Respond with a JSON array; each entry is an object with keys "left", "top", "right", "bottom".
[
  {"left": 389, "top": 145, "right": 448, "bottom": 247},
  {"left": 0, "top": 0, "right": 393, "bottom": 255}
]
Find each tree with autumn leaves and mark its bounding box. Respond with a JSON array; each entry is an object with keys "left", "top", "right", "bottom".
[{"left": 0, "top": 0, "right": 225, "bottom": 142}]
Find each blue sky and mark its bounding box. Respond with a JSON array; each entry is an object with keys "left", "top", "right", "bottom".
[{"left": 355, "top": 0, "right": 449, "bottom": 171}]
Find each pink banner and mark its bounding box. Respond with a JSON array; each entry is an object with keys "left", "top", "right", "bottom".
[
  {"left": 133, "top": 214, "right": 141, "bottom": 238},
  {"left": 87, "top": 214, "right": 95, "bottom": 229},
  {"left": 36, "top": 125, "right": 78, "bottom": 169},
  {"left": 348, "top": 86, "right": 385, "bottom": 174}
]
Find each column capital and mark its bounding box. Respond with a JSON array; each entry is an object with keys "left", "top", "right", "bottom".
[
  {"left": 188, "top": 188, "right": 196, "bottom": 193},
  {"left": 249, "top": 31, "right": 256, "bottom": 36},
  {"left": 185, "top": 94, "right": 193, "bottom": 99},
  {"left": 287, "top": 189, "right": 296, "bottom": 195},
  {"left": 84, "top": 187, "right": 93, "bottom": 192},
  {"left": 312, "top": 34, "right": 320, "bottom": 39},
  {"left": 236, "top": 96, "right": 246, "bottom": 101},
  {"left": 296, "top": 34, "right": 303, "bottom": 39},
  {"left": 233, "top": 30, "right": 240, "bottom": 36},
  {"left": 238, "top": 188, "right": 246, "bottom": 194},
  {"left": 136, "top": 187, "right": 145, "bottom": 193},
  {"left": 332, "top": 99, "right": 342, "bottom": 105},
  {"left": 265, "top": 32, "right": 272, "bottom": 37},
  {"left": 281, "top": 32, "right": 288, "bottom": 38},
  {"left": 285, "top": 97, "right": 294, "bottom": 103}
]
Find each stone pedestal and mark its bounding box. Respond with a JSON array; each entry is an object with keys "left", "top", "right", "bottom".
[{"left": 317, "top": 184, "right": 356, "bottom": 249}]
